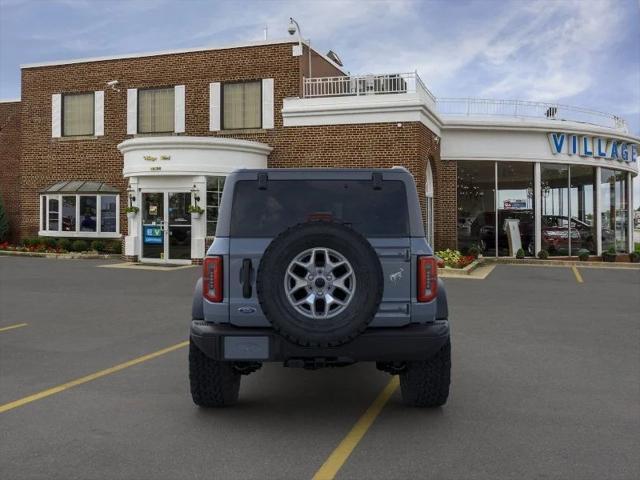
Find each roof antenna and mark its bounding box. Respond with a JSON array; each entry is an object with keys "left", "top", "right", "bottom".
[{"left": 263, "top": 24, "right": 268, "bottom": 40}]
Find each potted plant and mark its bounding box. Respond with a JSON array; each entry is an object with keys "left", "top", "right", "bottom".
[
  {"left": 188, "top": 204, "right": 204, "bottom": 219},
  {"left": 537, "top": 249, "right": 549, "bottom": 260},
  {"left": 125, "top": 206, "right": 139, "bottom": 220},
  {"left": 577, "top": 248, "right": 590, "bottom": 261},
  {"left": 630, "top": 251, "right": 640, "bottom": 263},
  {"left": 515, "top": 248, "right": 525, "bottom": 259},
  {"left": 602, "top": 246, "right": 617, "bottom": 262}
]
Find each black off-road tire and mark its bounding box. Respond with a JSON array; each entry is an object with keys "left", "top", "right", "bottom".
[
  {"left": 400, "top": 338, "right": 451, "bottom": 407},
  {"left": 189, "top": 337, "right": 241, "bottom": 407},
  {"left": 256, "top": 222, "right": 384, "bottom": 348}
]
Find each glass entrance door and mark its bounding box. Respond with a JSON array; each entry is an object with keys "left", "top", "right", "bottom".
[
  {"left": 141, "top": 192, "right": 191, "bottom": 263},
  {"left": 167, "top": 192, "right": 191, "bottom": 260},
  {"left": 142, "top": 192, "right": 165, "bottom": 260}
]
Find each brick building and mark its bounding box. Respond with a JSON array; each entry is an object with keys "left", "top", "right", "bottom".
[{"left": 0, "top": 38, "right": 638, "bottom": 262}]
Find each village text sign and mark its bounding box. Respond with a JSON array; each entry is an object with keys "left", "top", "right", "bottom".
[{"left": 548, "top": 133, "right": 638, "bottom": 163}]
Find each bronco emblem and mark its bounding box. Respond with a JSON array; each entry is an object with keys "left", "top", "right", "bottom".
[{"left": 389, "top": 268, "right": 404, "bottom": 283}]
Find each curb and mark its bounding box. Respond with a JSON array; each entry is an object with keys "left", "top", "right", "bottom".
[
  {"left": 0, "top": 250, "right": 121, "bottom": 260},
  {"left": 438, "top": 258, "right": 484, "bottom": 276},
  {"left": 485, "top": 257, "right": 640, "bottom": 269}
]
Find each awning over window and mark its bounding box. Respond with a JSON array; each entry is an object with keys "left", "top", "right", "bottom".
[{"left": 41, "top": 181, "right": 120, "bottom": 194}]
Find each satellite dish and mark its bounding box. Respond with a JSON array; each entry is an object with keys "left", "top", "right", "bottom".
[{"left": 326, "top": 50, "right": 343, "bottom": 67}]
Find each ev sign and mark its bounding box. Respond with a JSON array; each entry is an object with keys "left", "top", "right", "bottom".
[{"left": 548, "top": 132, "right": 638, "bottom": 163}]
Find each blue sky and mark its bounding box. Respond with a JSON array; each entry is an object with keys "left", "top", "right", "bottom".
[{"left": 1, "top": 0, "right": 639, "bottom": 202}]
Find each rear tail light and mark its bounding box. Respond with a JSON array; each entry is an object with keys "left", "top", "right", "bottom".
[
  {"left": 417, "top": 256, "right": 438, "bottom": 302},
  {"left": 203, "top": 256, "right": 223, "bottom": 302}
]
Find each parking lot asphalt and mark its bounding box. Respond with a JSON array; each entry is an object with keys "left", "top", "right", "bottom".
[{"left": 1, "top": 257, "right": 638, "bottom": 480}]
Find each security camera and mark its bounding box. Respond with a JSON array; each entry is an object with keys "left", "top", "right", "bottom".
[
  {"left": 106, "top": 80, "right": 120, "bottom": 92},
  {"left": 288, "top": 18, "right": 297, "bottom": 35}
]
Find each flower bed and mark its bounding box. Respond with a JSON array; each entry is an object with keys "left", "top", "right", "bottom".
[{"left": 436, "top": 249, "right": 477, "bottom": 269}]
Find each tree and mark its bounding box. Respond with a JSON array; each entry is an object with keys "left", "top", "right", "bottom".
[{"left": 0, "top": 193, "right": 9, "bottom": 242}]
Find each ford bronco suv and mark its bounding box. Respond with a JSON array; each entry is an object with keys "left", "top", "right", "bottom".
[{"left": 190, "top": 168, "right": 451, "bottom": 407}]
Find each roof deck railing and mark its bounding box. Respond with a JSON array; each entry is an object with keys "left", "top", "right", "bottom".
[
  {"left": 303, "top": 72, "right": 436, "bottom": 102},
  {"left": 301, "top": 73, "right": 628, "bottom": 132},
  {"left": 436, "top": 98, "right": 628, "bottom": 132}
]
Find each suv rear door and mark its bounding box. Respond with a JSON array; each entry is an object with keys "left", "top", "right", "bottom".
[{"left": 226, "top": 172, "right": 413, "bottom": 328}]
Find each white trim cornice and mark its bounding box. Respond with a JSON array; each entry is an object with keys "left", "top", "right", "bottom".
[
  {"left": 118, "top": 136, "right": 273, "bottom": 156},
  {"left": 282, "top": 94, "right": 442, "bottom": 135}
]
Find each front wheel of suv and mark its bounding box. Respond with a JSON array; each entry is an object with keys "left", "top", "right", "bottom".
[
  {"left": 189, "top": 337, "right": 241, "bottom": 407},
  {"left": 400, "top": 338, "right": 451, "bottom": 407}
]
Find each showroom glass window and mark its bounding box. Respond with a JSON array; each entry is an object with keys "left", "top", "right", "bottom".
[
  {"left": 541, "top": 164, "right": 570, "bottom": 256},
  {"left": 100, "top": 196, "right": 118, "bottom": 233},
  {"left": 40, "top": 194, "right": 119, "bottom": 236},
  {"left": 138, "top": 87, "right": 174, "bottom": 133},
  {"left": 62, "top": 92, "right": 94, "bottom": 136},
  {"left": 48, "top": 197, "right": 59, "bottom": 231},
  {"left": 457, "top": 161, "right": 496, "bottom": 256},
  {"left": 79, "top": 196, "right": 97, "bottom": 232},
  {"left": 206, "top": 176, "right": 226, "bottom": 236},
  {"left": 601, "top": 169, "right": 629, "bottom": 253},
  {"left": 497, "top": 162, "right": 534, "bottom": 256},
  {"left": 62, "top": 196, "right": 76, "bottom": 232},
  {"left": 569, "top": 165, "right": 597, "bottom": 255},
  {"left": 222, "top": 81, "right": 261, "bottom": 129}
]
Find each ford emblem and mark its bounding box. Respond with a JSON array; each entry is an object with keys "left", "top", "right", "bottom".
[{"left": 238, "top": 306, "right": 256, "bottom": 314}]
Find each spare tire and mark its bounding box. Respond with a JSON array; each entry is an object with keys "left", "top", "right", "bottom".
[{"left": 256, "top": 222, "right": 383, "bottom": 347}]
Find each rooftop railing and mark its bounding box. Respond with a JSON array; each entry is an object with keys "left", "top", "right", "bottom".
[
  {"left": 302, "top": 74, "right": 628, "bottom": 132},
  {"left": 303, "top": 72, "right": 436, "bottom": 102},
  {"left": 436, "top": 98, "right": 628, "bottom": 132}
]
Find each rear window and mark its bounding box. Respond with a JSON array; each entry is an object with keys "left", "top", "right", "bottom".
[{"left": 230, "top": 179, "right": 410, "bottom": 237}]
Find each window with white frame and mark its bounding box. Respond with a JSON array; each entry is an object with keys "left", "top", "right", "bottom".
[
  {"left": 39, "top": 181, "right": 120, "bottom": 237},
  {"left": 206, "top": 176, "right": 226, "bottom": 236},
  {"left": 138, "top": 87, "right": 175, "bottom": 133},
  {"left": 222, "top": 81, "right": 261, "bottom": 129},
  {"left": 63, "top": 92, "right": 95, "bottom": 136}
]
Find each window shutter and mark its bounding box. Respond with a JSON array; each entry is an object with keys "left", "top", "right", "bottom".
[
  {"left": 209, "top": 82, "right": 221, "bottom": 131},
  {"left": 262, "top": 78, "right": 274, "bottom": 129},
  {"left": 127, "top": 88, "right": 137, "bottom": 134},
  {"left": 94, "top": 91, "right": 104, "bottom": 136},
  {"left": 174, "top": 85, "right": 185, "bottom": 133},
  {"left": 51, "top": 94, "right": 62, "bottom": 138}
]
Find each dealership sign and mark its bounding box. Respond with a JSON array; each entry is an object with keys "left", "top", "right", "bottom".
[{"left": 548, "top": 133, "right": 638, "bottom": 163}]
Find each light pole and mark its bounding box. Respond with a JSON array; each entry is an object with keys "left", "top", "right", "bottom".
[{"left": 288, "top": 17, "right": 312, "bottom": 80}]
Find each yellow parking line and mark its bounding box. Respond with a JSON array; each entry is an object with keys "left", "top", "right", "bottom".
[
  {"left": 0, "top": 341, "right": 188, "bottom": 414},
  {"left": 571, "top": 265, "right": 584, "bottom": 283},
  {"left": 0, "top": 323, "right": 28, "bottom": 333},
  {"left": 312, "top": 376, "right": 400, "bottom": 480}
]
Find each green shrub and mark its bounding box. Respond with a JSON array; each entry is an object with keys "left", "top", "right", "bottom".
[
  {"left": 516, "top": 248, "right": 525, "bottom": 259},
  {"left": 435, "top": 249, "right": 462, "bottom": 267},
  {"left": 537, "top": 249, "right": 549, "bottom": 260},
  {"left": 602, "top": 245, "right": 617, "bottom": 262},
  {"left": 90, "top": 240, "right": 106, "bottom": 252},
  {"left": 577, "top": 249, "right": 590, "bottom": 261},
  {"left": 41, "top": 237, "right": 57, "bottom": 249},
  {"left": 57, "top": 238, "right": 72, "bottom": 251},
  {"left": 107, "top": 240, "right": 122, "bottom": 254},
  {"left": 71, "top": 239, "right": 88, "bottom": 252},
  {"left": 629, "top": 252, "right": 640, "bottom": 263}
]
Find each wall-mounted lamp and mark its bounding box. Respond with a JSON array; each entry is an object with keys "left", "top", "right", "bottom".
[
  {"left": 191, "top": 185, "right": 201, "bottom": 203},
  {"left": 127, "top": 187, "right": 136, "bottom": 204}
]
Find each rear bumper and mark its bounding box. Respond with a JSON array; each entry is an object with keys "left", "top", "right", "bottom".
[{"left": 190, "top": 320, "right": 450, "bottom": 363}]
